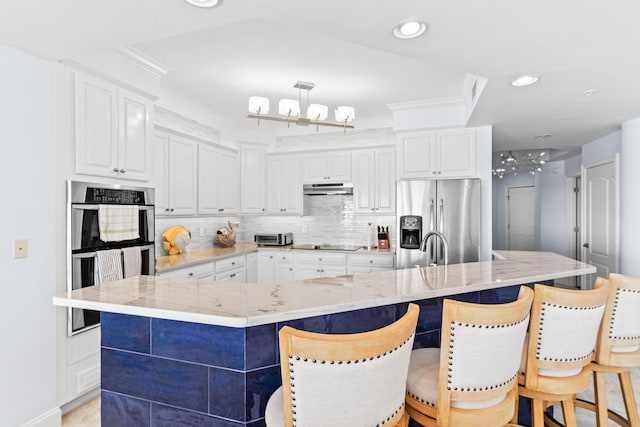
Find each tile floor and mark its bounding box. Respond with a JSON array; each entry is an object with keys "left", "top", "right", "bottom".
[{"left": 62, "top": 368, "right": 639, "bottom": 426}]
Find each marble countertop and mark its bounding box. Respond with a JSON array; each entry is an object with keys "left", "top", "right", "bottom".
[
  {"left": 155, "top": 243, "right": 395, "bottom": 273},
  {"left": 55, "top": 251, "right": 595, "bottom": 327}
]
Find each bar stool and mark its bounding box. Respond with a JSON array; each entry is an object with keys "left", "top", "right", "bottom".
[
  {"left": 405, "top": 286, "right": 534, "bottom": 427},
  {"left": 572, "top": 273, "right": 640, "bottom": 427},
  {"left": 264, "top": 303, "right": 419, "bottom": 427},
  {"left": 515, "top": 281, "right": 609, "bottom": 427}
]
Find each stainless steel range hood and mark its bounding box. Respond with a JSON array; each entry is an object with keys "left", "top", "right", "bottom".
[{"left": 303, "top": 182, "right": 353, "bottom": 196}]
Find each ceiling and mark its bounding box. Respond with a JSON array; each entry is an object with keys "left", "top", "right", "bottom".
[{"left": 2, "top": 0, "right": 640, "bottom": 156}]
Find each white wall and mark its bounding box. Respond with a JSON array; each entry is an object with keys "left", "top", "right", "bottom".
[
  {"left": 582, "top": 130, "right": 621, "bottom": 166},
  {"left": 0, "top": 44, "right": 59, "bottom": 425},
  {"left": 476, "top": 125, "right": 493, "bottom": 261},
  {"left": 620, "top": 118, "right": 640, "bottom": 276},
  {"left": 491, "top": 174, "right": 535, "bottom": 250},
  {"left": 536, "top": 161, "right": 566, "bottom": 254}
]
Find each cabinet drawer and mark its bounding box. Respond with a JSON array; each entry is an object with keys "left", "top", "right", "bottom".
[
  {"left": 294, "top": 252, "right": 346, "bottom": 265},
  {"left": 275, "top": 252, "right": 293, "bottom": 264},
  {"left": 157, "top": 262, "right": 213, "bottom": 279},
  {"left": 215, "top": 267, "right": 245, "bottom": 282},
  {"left": 347, "top": 254, "right": 394, "bottom": 268},
  {"left": 215, "top": 255, "right": 246, "bottom": 273},
  {"left": 347, "top": 266, "right": 393, "bottom": 275}
]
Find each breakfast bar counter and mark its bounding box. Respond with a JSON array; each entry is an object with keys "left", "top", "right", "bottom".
[{"left": 54, "top": 251, "right": 595, "bottom": 426}]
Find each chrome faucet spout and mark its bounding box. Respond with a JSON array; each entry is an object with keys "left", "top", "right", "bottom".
[{"left": 419, "top": 230, "right": 449, "bottom": 266}]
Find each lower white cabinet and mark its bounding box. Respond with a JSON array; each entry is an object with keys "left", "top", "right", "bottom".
[
  {"left": 246, "top": 252, "right": 258, "bottom": 282},
  {"left": 157, "top": 262, "right": 214, "bottom": 279},
  {"left": 214, "top": 255, "right": 246, "bottom": 282},
  {"left": 258, "top": 251, "right": 294, "bottom": 283},
  {"left": 346, "top": 253, "right": 395, "bottom": 275},
  {"left": 293, "top": 252, "right": 347, "bottom": 280}
]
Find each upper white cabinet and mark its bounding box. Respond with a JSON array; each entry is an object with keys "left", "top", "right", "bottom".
[
  {"left": 352, "top": 149, "right": 396, "bottom": 214},
  {"left": 198, "top": 144, "right": 240, "bottom": 215},
  {"left": 397, "top": 128, "right": 476, "bottom": 179},
  {"left": 153, "top": 130, "right": 197, "bottom": 216},
  {"left": 240, "top": 144, "right": 267, "bottom": 214},
  {"left": 267, "top": 154, "right": 302, "bottom": 215},
  {"left": 302, "top": 151, "right": 351, "bottom": 183},
  {"left": 75, "top": 72, "right": 152, "bottom": 181}
]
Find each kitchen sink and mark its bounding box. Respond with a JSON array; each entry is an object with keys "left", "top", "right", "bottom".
[{"left": 293, "top": 244, "right": 361, "bottom": 251}]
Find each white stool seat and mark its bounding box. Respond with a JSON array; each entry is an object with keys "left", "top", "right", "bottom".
[{"left": 265, "top": 386, "right": 284, "bottom": 426}]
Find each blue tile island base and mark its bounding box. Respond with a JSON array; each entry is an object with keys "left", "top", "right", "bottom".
[{"left": 100, "top": 282, "right": 549, "bottom": 427}]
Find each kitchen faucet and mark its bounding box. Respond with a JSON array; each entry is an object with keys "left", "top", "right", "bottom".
[{"left": 419, "top": 230, "right": 449, "bottom": 266}]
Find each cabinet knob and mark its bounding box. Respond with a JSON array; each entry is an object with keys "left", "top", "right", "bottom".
[
  {"left": 189, "top": 273, "right": 193, "bottom": 277},
  {"left": 230, "top": 273, "right": 236, "bottom": 278},
  {"left": 370, "top": 260, "right": 373, "bottom": 263},
  {"left": 262, "top": 208, "right": 265, "bottom": 211},
  {"left": 283, "top": 208, "right": 287, "bottom": 212},
  {"left": 432, "top": 171, "right": 437, "bottom": 175},
  {"left": 113, "top": 167, "right": 119, "bottom": 173},
  {"left": 170, "top": 208, "right": 175, "bottom": 212},
  {"left": 219, "top": 208, "right": 224, "bottom": 212},
  {"left": 120, "top": 169, "right": 126, "bottom": 174},
  {"left": 165, "top": 208, "right": 170, "bottom": 212},
  {"left": 319, "top": 258, "right": 322, "bottom": 261},
  {"left": 437, "top": 171, "right": 442, "bottom": 175},
  {"left": 231, "top": 262, "right": 235, "bottom": 265}
]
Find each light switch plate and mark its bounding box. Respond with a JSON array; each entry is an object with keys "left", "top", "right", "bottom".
[{"left": 13, "top": 239, "right": 27, "bottom": 259}]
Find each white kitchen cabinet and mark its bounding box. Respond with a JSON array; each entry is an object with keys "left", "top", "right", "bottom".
[
  {"left": 154, "top": 130, "right": 198, "bottom": 216},
  {"left": 353, "top": 149, "right": 396, "bottom": 214},
  {"left": 267, "top": 155, "right": 302, "bottom": 215},
  {"left": 258, "top": 251, "right": 294, "bottom": 283},
  {"left": 293, "top": 251, "right": 347, "bottom": 280},
  {"left": 156, "top": 262, "right": 214, "bottom": 279},
  {"left": 346, "top": 253, "right": 395, "bottom": 275},
  {"left": 302, "top": 151, "right": 352, "bottom": 183},
  {"left": 240, "top": 144, "right": 267, "bottom": 214},
  {"left": 198, "top": 144, "right": 240, "bottom": 215},
  {"left": 397, "top": 128, "right": 476, "bottom": 179},
  {"left": 214, "top": 255, "right": 246, "bottom": 282},
  {"left": 246, "top": 252, "right": 258, "bottom": 283},
  {"left": 75, "top": 72, "right": 152, "bottom": 181}
]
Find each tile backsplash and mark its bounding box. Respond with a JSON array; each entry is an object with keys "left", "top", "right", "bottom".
[{"left": 154, "top": 195, "right": 395, "bottom": 256}]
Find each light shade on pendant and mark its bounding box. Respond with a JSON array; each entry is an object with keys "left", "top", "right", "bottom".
[
  {"left": 335, "top": 106, "right": 355, "bottom": 122},
  {"left": 278, "top": 99, "right": 300, "bottom": 117},
  {"left": 248, "top": 96, "right": 270, "bottom": 114},
  {"left": 307, "top": 104, "right": 328, "bottom": 121}
]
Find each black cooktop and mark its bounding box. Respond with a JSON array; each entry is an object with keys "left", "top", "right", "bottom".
[{"left": 293, "top": 244, "right": 361, "bottom": 251}]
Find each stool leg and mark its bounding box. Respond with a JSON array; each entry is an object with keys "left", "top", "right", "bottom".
[
  {"left": 560, "top": 397, "right": 578, "bottom": 427},
  {"left": 593, "top": 371, "right": 609, "bottom": 427},
  {"left": 619, "top": 371, "right": 640, "bottom": 427},
  {"left": 531, "top": 399, "right": 545, "bottom": 427}
]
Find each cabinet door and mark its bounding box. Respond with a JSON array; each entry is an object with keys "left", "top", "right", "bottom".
[
  {"left": 302, "top": 154, "right": 328, "bottom": 182},
  {"left": 168, "top": 136, "right": 197, "bottom": 215},
  {"left": 118, "top": 88, "right": 152, "bottom": 181},
  {"left": 240, "top": 145, "right": 266, "bottom": 214},
  {"left": 266, "top": 157, "right": 283, "bottom": 214},
  {"left": 74, "top": 73, "right": 118, "bottom": 177},
  {"left": 257, "top": 252, "right": 276, "bottom": 283},
  {"left": 294, "top": 265, "right": 322, "bottom": 280},
  {"left": 246, "top": 252, "right": 258, "bottom": 283},
  {"left": 436, "top": 129, "right": 477, "bottom": 177},
  {"left": 353, "top": 151, "right": 376, "bottom": 213},
  {"left": 153, "top": 131, "right": 170, "bottom": 215},
  {"left": 326, "top": 152, "right": 351, "bottom": 181},
  {"left": 197, "top": 144, "right": 219, "bottom": 215},
  {"left": 275, "top": 263, "right": 295, "bottom": 282},
  {"left": 397, "top": 132, "right": 437, "bottom": 178},
  {"left": 374, "top": 149, "right": 396, "bottom": 213},
  {"left": 217, "top": 150, "right": 240, "bottom": 213},
  {"left": 280, "top": 156, "right": 302, "bottom": 214}
]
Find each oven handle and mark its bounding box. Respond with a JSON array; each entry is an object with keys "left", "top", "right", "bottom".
[
  {"left": 72, "top": 204, "right": 154, "bottom": 211},
  {"left": 71, "top": 244, "right": 155, "bottom": 259}
]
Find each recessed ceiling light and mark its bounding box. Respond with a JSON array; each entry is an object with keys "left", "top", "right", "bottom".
[
  {"left": 584, "top": 89, "right": 597, "bottom": 97},
  {"left": 184, "top": 0, "right": 220, "bottom": 8},
  {"left": 511, "top": 75, "right": 540, "bottom": 87},
  {"left": 393, "top": 20, "right": 428, "bottom": 39}
]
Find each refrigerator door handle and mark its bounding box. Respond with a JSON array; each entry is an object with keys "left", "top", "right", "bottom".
[
  {"left": 429, "top": 199, "right": 435, "bottom": 262},
  {"left": 438, "top": 199, "right": 445, "bottom": 263}
]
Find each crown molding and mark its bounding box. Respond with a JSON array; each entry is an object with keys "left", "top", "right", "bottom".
[
  {"left": 110, "top": 46, "right": 170, "bottom": 77},
  {"left": 387, "top": 96, "right": 463, "bottom": 112}
]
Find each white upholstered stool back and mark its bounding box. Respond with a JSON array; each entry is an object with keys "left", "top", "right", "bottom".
[
  {"left": 405, "top": 286, "right": 534, "bottom": 427},
  {"left": 517, "top": 281, "right": 609, "bottom": 427},
  {"left": 265, "top": 304, "right": 419, "bottom": 427}
]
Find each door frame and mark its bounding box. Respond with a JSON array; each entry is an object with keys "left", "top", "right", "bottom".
[
  {"left": 561, "top": 174, "right": 581, "bottom": 288},
  {"left": 580, "top": 154, "right": 620, "bottom": 289},
  {"left": 505, "top": 185, "right": 536, "bottom": 250}
]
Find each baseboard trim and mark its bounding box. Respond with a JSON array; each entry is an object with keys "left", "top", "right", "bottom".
[{"left": 21, "top": 407, "right": 61, "bottom": 427}]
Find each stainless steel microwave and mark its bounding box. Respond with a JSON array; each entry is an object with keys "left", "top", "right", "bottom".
[{"left": 254, "top": 233, "right": 293, "bottom": 246}]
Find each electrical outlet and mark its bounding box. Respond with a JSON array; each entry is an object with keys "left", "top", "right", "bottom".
[
  {"left": 13, "top": 239, "right": 27, "bottom": 259},
  {"left": 302, "top": 225, "right": 308, "bottom": 234}
]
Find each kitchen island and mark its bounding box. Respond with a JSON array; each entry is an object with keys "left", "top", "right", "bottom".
[{"left": 54, "top": 251, "right": 595, "bottom": 426}]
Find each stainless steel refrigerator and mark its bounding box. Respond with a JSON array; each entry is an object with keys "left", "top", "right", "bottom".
[{"left": 396, "top": 179, "right": 480, "bottom": 269}]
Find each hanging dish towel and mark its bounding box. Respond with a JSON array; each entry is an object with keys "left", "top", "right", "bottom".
[
  {"left": 98, "top": 205, "right": 140, "bottom": 242},
  {"left": 122, "top": 246, "right": 142, "bottom": 278},
  {"left": 94, "top": 249, "right": 124, "bottom": 285}
]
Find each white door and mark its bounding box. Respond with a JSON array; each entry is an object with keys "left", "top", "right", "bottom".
[
  {"left": 507, "top": 186, "right": 536, "bottom": 250},
  {"left": 584, "top": 160, "right": 618, "bottom": 289}
]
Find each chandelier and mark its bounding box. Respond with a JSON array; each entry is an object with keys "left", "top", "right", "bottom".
[
  {"left": 492, "top": 150, "right": 548, "bottom": 179},
  {"left": 247, "top": 81, "right": 355, "bottom": 133}
]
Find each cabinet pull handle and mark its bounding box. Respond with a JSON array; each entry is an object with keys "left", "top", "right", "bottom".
[
  {"left": 230, "top": 273, "right": 236, "bottom": 278},
  {"left": 120, "top": 169, "right": 126, "bottom": 174},
  {"left": 113, "top": 167, "right": 119, "bottom": 173}
]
